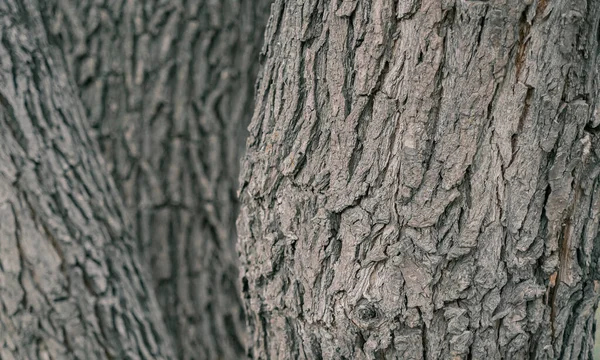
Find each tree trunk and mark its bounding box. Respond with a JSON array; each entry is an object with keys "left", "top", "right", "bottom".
[
  {"left": 0, "top": 1, "right": 174, "bottom": 358},
  {"left": 39, "top": 0, "right": 271, "bottom": 357},
  {"left": 237, "top": 0, "right": 600, "bottom": 358}
]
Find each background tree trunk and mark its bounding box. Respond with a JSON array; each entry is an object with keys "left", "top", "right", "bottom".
[
  {"left": 0, "top": 1, "right": 174, "bottom": 358},
  {"left": 39, "top": 0, "right": 271, "bottom": 357},
  {"left": 237, "top": 0, "right": 600, "bottom": 358}
]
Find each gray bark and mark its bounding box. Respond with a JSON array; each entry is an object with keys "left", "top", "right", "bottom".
[
  {"left": 39, "top": 0, "right": 271, "bottom": 358},
  {"left": 0, "top": 1, "right": 174, "bottom": 359},
  {"left": 238, "top": 0, "right": 600, "bottom": 359}
]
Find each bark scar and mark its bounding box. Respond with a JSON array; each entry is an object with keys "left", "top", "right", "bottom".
[
  {"left": 549, "top": 180, "right": 580, "bottom": 336},
  {"left": 515, "top": 7, "right": 532, "bottom": 81}
]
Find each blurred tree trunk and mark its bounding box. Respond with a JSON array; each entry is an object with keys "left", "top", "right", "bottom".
[
  {"left": 40, "top": 0, "right": 271, "bottom": 358},
  {"left": 0, "top": 1, "right": 174, "bottom": 358},
  {"left": 237, "top": 0, "right": 600, "bottom": 358}
]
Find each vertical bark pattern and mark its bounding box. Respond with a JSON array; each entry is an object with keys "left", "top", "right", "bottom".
[
  {"left": 40, "top": 0, "right": 271, "bottom": 357},
  {"left": 238, "top": 0, "right": 600, "bottom": 358},
  {"left": 0, "top": 1, "right": 174, "bottom": 358}
]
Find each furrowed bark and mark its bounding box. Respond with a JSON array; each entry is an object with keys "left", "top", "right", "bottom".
[
  {"left": 238, "top": 0, "right": 600, "bottom": 358},
  {"left": 0, "top": 1, "right": 174, "bottom": 358},
  {"left": 39, "top": 0, "right": 271, "bottom": 357}
]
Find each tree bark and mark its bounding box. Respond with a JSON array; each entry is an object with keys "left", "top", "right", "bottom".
[
  {"left": 237, "top": 0, "right": 600, "bottom": 358},
  {"left": 0, "top": 1, "right": 174, "bottom": 358},
  {"left": 39, "top": 0, "right": 271, "bottom": 357}
]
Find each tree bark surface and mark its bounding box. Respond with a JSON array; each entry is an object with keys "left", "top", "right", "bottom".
[
  {"left": 40, "top": 0, "right": 271, "bottom": 357},
  {"left": 238, "top": 0, "right": 600, "bottom": 358},
  {"left": 0, "top": 1, "right": 174, "bottom": 358}
]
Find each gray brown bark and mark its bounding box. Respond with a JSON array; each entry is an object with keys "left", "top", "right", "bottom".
[
  {"left": 39, "top": 0, "right": 271, "bottom": 358},
  {"left": 237, "top": 0, "right": 600, "bottom": 358},
  {"left": 0, "top": 1, "right": 174, "bottom": 358}
]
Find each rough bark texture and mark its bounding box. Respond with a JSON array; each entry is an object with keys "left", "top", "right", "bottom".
[
  {"left": 0, "top": 1, "right": 174, "bottom": 359},
  {"left": 39, "top": 0, "right": 271, "bottom": 357},
  {"left": 238, "top": 0, "right": 600, "bottom": 358}
]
